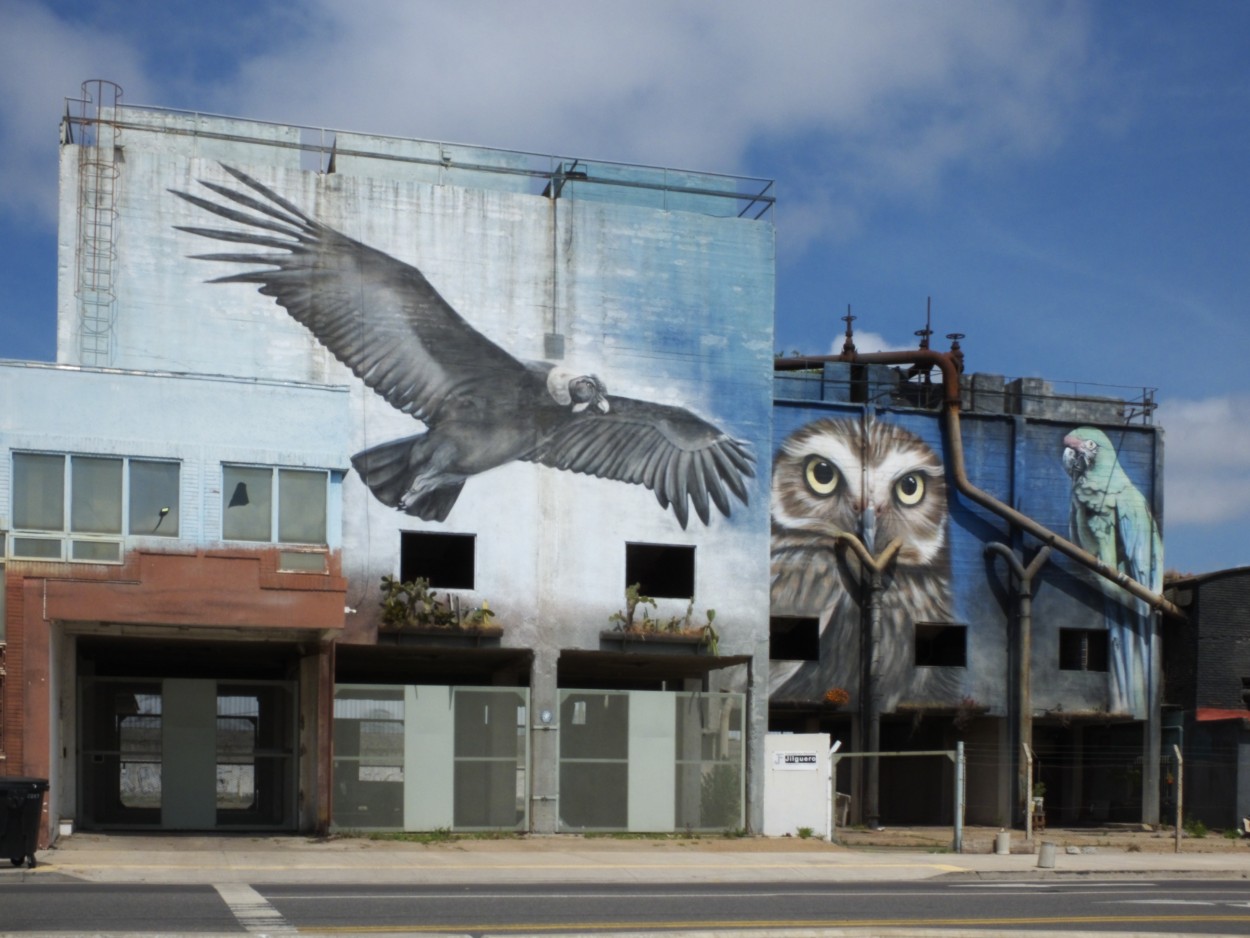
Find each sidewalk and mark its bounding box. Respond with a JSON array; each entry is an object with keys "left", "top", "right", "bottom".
[{"left": 12, "top": 826, "right": 1250, "bottom": 885}]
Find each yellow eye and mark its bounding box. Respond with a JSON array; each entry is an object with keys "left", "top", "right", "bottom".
[
  {"left": 894, "top": 472, "right": 925, "bottom": 506},
  {"left": 803, "top": 456, "right": 839, "bottom": 497}
]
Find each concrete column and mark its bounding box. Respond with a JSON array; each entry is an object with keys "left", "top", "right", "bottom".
[
  {"left": 745, "top": 641, "right": 770, "bottom": 834},
  {"left": 529, "top": 648, "right": 560, "bottom": 833},
  {"left": 1236, "top": 729, "right": 1250, "bottom": 826},
  {"left": 302, "top": 641, "right": 335, "bottom": 835},
  {"left": 1141, "top": 611, "right": 1162, "bottom": 825}
]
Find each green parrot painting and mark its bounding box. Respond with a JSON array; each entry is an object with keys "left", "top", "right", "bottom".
[{"left": 1062, "top": 426, "right": 1162, "bottom": 717}]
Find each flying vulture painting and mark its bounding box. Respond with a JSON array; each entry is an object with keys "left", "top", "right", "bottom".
[{"left": 171, "top": 165, "right": 754, "bottom": 527}]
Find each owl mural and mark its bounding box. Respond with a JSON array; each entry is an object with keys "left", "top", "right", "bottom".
[{"left": 770, "top": 416, "right": 959, "bottom": 707}]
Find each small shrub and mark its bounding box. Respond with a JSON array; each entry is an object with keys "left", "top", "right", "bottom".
[
  {"left": 797, "top": 826, "right": 814, "bottom": 839},
  {"left": 1184, "top": 818, "right": 1208, "bottom": 839}
]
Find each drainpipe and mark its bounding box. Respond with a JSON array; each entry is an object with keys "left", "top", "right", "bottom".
[
  {"left": 774, "top": 349, "right": 1183, "bottom": 621},
  {"left": 835, "top": 534, "right": 901, "bottom": 830},
  {"left": 985, "top": 543, "right": 1051, "bottom": 825}
]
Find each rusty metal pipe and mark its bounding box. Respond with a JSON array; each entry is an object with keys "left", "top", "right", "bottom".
[{"left": 774, "top": 351, "right": 1183, "bottom": 620}]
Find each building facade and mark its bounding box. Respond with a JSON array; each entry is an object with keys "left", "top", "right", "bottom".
[
  {"left": 2, "top": 86, "right": 775, "bottom": 837},
  {"left": 1, "top": 85, "right": 1174, "bottom": 843},
  {"left": 1163, "top": 566, "right": 1250, "bottom": 830},
  {"left": 767, "top": 361, "right": 1167, "bottom": 829}
]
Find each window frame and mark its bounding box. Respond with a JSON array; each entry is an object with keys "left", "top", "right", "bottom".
[
  {"left": 1058, "top": 628, "right": 1110, "bottom": 673},
  {"left": 624, "top": 542, "right": 696, "bottom": 600},
  {"left": 221, "top": 464, "right": 330, "bottom": 547},
  {"left": 9, "top": 452, "right": 182, "bottom": 562},
  {"left": 769, "top": 616, "right": 821, "bottom": 662},
  {"left": 400, "top": 531, "right": 476, "bottom": 590},
  {"left": 914, "top": 622, "right": 968, "bottom": 668}
]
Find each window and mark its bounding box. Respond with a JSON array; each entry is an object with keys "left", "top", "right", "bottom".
[
  {"left": 10, "top": 453, "right": 180, "bottom": 561},
  {"left": 401, "top": 532, "right": 475, "bottom": 589},
  {"left": 915, "top": 623, "right": 967, "bottom": 667},
  {"left": 625, "top": 543, "right": 694, "bottom": 599},
  {"left": 769, "top": 617, "right": 820, "bottom": 661},
  {"left": 222, "top": 466, "right": 327, "bottom": 545},
  {"left": 1059, "top": 629, "right": 1109, "bottom": 672}
]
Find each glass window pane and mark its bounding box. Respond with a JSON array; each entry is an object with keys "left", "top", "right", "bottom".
[
  {"left": 71, "top": 539, "right": 122, "bottom": 562},
  {"left": 130, "top": 460, "right": 180, "bottom": 537},
  {"left": 71, "top": 456, "right": 123, "bottom": 534},
  {"left": 11, "top": 536, "right": 62, "bottom": 559},
  {"left": 13, "top": 453, "right": 65, "bottom": 531},
  {"left": 222, "top": 466, "right": 272, "bottom": 541},
  {"left": 278, "top": 469, "right": 327, "bottom": 544}
]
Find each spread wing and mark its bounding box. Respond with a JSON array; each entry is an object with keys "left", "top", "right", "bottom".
[
  {"left": 770, "top": 530, "right": 848, "bottom": 614},
  {"left": 170, "top": 164, "right": 529, "bottom": 420},
  {"left": 525, "top": 396, "right": 754, "bottom": 528},
  {"left": 1115, "top": 489, "right": 1162, "bottom": 594}
]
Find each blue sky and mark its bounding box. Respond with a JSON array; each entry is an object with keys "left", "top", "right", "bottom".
[{"left": 1, "top": 1, "right": 1247, "bottom": 575}]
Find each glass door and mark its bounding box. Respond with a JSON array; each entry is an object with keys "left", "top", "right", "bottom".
[
  {"left": 80, "top": 680, "right": 163, "bottom": 827},
  {"left": 216, "top": 683, "right": 297, "bottom": 828}
]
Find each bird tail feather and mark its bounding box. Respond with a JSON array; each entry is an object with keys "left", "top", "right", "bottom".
[{"left": 351, "top": 435, "right": 465, "bottom": 522}]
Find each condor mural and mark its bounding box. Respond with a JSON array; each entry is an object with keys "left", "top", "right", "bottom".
[
  {"left": 172, "top": 165, "right": 755, "bottom": 530},
  {"left": 769, "top": 409, "right": 1162, "bottom": 721}
]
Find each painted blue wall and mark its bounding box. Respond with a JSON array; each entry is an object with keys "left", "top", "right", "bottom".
[{"left": 769, "top": 391, "right": 1163, "bottom": 721}]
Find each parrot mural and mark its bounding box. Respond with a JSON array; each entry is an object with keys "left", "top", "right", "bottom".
[{"left": 1062, "top": 426, "right": 1162, "bottom": 717}]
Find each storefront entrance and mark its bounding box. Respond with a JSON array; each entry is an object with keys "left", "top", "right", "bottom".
[{"left": 79, "top": 676, "right": 298, "bottom": 830}]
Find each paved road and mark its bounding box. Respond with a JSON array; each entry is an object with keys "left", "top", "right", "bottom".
[{"left": 4, "top": 879, "right": 1250, "bottom": 935}]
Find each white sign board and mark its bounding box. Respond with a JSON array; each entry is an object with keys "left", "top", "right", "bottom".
[{"left": 764, "top": 733, "right": 831, "bottom": 838}]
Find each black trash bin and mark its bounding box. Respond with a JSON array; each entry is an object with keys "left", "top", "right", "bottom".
[{"left": 0, "top": 778, "right": 48, "bottom": 869}]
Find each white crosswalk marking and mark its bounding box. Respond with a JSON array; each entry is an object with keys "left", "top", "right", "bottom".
[{"left": 214, "top": 882, "right": 299, "bottom": 935}]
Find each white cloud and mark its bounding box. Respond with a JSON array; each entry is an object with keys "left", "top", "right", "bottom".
[
  {"left": 0, "top": 1, "right": 149, "bottom": 224},
  {"left": 219, "top": 1, "right": 1092, "bottom": 234},
  {"left": 1157, "top": 394, "right": 1250, "bottom": 526},
  {"left": 0, "top": 1, "right": 1095, "bottom": 253}
]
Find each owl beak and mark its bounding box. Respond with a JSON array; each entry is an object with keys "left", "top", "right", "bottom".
[{"left": 861, "top": 502, "right": 877, "bottom": 551}]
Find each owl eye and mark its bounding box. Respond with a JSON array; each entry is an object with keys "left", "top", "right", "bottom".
[
  {"left": 803, "top": 456, "right": 840, "bottom": 497},
  {"left": 894, "top": 472, "right": 926, "bottom": 506}
]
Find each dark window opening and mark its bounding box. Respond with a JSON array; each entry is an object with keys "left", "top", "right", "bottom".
[
  {"left": 625, "top": 543, "right": 694, "bottom": 599},
  {"left": 770, "top": 617, "right": 820, "bottom": 661},
  {"left": 915, "top": 623, "right": 966, "bottom": 667},
  {"left": 849, "top": 363, "right": 869, "bottom": 403},
  {"left": 401, "top": 532, "right": 475, "bottom": 589},
  {"left": 1059, "top": 629, "right": 1109, "bottom": 672}
]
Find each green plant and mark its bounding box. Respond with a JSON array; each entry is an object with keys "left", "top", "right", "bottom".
[
  {"left": 797, "top": 826, "right": 814, "bottom": 839},
  {"left": 609, "top": 583, "right": 655, "bottom": 630},
  {"left": 379, "top": 576, "right": 497, "bottom": 631},
  {"left": 464, "top": 600, "right": 495, "bottom": 627},
  {"left": 365, "top": 826, "right": 459, "bottom": 845},
  {"left": 1184, "top": 818, "right": 1208, "bottom": 839},
  {"left": 701, "top": 609, "right": 719, "bottom": 655},
  {"left": 609, "top": 586, "right": 719, "bottom": 653}
]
